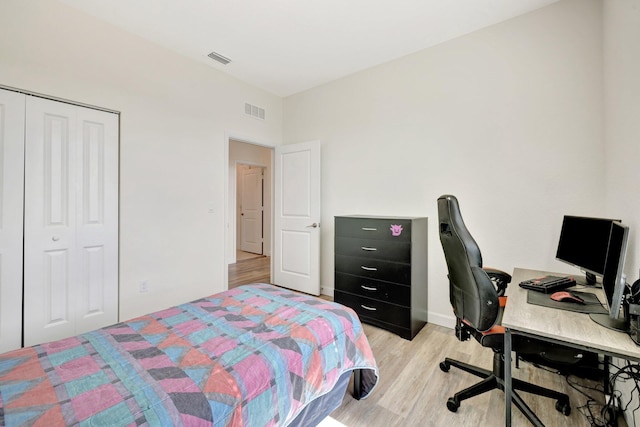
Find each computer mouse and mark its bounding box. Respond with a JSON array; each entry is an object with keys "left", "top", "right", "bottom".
[{"left": 550, "top": 291, "right": 585, "bottom": 304}]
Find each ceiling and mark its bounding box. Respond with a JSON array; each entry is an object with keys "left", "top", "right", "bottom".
[{"left": 58, "top": 0, "right": 559, "bottom": 97}]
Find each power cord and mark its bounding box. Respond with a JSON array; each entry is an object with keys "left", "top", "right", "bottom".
[
  {"left": 606, "top": 361, "right": 640, "bottom": 427},
  {"left": 566, "top": 359, "right": 640, "bottom": 427},
  {"left": 523, "top": 358, "right": 638, "bottom": 426},
  {"left": 565, "top": 374, "right": 609, "bottom": 426}
]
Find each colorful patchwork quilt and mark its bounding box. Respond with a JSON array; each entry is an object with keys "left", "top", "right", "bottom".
[{"left": 0, "top": 284, "right": 378, "bottom": 426}]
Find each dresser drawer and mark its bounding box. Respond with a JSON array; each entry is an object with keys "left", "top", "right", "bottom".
[
  {"left": 335, "top": 290, "right": 410, "bottom": 328},
  {"left": 335, "top": 217, "right": 412, "bottom": 242},
  {"left": 335, "top": 236, "right": 410, "bottom": 262},
  {"left": 335, "top": 272, "right": 410, "bottom": 306},
  {"left": 335, "top": 255, "right": 410, "bottom": 285}
]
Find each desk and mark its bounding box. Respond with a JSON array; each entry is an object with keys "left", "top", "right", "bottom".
[{"left": 502, "top": 268, "right": 640, "bottom": 426}]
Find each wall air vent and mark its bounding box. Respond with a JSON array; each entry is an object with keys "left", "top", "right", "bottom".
[
  {"left": 244, "top": 102, "right": 265, "bottom": 120},
  {"left": 207, "top": 51, "right": 231, "bottom": 65}
]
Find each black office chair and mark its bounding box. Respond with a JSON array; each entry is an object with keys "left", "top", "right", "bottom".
[{"left": 437, "top": 194, "right": 577, "bottom": 425}]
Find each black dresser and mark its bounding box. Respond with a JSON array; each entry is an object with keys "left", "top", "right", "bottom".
[{"left": 334, "top": 216, "right": 428, "bottom": 340}]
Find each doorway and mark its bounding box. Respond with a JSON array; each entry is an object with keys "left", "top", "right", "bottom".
[
  {"left": 227, "top": 138, "right": 273, "bottom": 288},
  {"left": 237, "top": 164, "right": 265, "bottom": 257}
]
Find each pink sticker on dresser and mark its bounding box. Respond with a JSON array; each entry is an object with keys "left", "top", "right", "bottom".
[{"left": 390, "top": 224, "right": 403, "bottom": 236}]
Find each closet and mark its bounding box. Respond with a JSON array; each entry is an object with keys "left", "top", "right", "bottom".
[{"left": 0, "top": 88, "right": 119, "bottom": 353}]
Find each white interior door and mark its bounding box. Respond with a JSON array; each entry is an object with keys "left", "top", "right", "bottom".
[
  {"left": 239, "top": 165, "right": 264, "bottom": 254},
  {"left": 0, "top": 89, "right": 25, "bottom": 353},
  {"left": 23, "top": 96, "right": 119, "bottom": 346},
  {"left": 273, "top": 140, "right": 321, "bottom": 295}
]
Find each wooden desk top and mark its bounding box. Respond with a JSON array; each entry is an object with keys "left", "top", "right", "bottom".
[{"left": 502, "top": 268, "right": 640, "bottom": 360}]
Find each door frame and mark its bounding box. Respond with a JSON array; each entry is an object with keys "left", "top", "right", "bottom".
[
  {"left": 236, "top": 162, "right": 266, "bottom": 255},
  {"left": 224, "top": 132, "right": 275, "bottom": 288}
]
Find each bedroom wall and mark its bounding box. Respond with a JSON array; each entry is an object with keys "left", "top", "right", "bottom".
[
  {"left": 603, "top": 1, "right": 640, "bottom": 423},
  {"left": 283, "top": 0, "right": 605, "bottom": 326},
  {"left": 604, "top": 0, "right": 640, "bottom": 284},
  {"left": 0, "top": 0, "right": 283, "bottom": 320}
]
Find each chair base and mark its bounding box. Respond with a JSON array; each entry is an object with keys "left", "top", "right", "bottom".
[{"left": 440, "top": 352, "right": 570, "bottom": 426}]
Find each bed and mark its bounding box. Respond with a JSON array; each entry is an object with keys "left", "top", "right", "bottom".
[{"left": 0, "top": 284, "right": 378, "bottom": 426}]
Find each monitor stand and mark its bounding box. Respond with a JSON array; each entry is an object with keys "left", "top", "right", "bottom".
[{"left": 589, "top": 313, "right": 629, "bottom": 333}]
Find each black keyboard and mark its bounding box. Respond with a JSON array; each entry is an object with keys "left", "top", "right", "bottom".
[{"left": 518, "top": 275, "right": 576, "bottom": 293}]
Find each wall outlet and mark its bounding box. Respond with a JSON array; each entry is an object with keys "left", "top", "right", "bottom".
[{"left": 139, "top": 280, "right": 150, "bottom": 293}]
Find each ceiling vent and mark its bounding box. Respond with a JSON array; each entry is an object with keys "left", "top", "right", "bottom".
[
  {"left": 207, "top": 51, "right": 231, "bottom": 65},
  {"left": 244, "top": 102, "right": 265, "bottom": 120}
]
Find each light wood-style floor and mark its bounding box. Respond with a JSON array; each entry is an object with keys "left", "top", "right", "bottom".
[
  {"left": 228, "top": 255, "right": 270, "bottom": 289},
  {"left": 228, "top": 260, "right": 622, "bottom": 426},
  {"left": 332, "top": 322, "right": 623, "bottom": 427}
]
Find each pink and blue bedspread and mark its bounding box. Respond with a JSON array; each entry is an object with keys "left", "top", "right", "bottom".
[{"left": 0, "top": 284, "right": 378, "bottom": 426}]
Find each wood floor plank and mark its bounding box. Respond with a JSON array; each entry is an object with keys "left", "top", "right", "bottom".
[{"left": 228, "top": 256, "right": 270, "bottom": 289}]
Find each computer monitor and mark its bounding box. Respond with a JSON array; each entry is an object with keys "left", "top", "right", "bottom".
[
  {"left": 556, "top": 215, "right": 620, "bottom": 285},
  {"left": 589, "top": 221, "right": 630, "bottom": 331},
  {"left": 556, "top": 215, "right": 630, "bottom": 331}
]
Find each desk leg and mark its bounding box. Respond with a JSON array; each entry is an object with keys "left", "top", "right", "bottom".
[
  {"left": 505, "top": 328, "right": 512, "bottom": 426},
  {"left": 604, "top": 355, "right": 611, "bottom": 396}
]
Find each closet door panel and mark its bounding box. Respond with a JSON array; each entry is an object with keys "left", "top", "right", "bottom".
[
  {"left": 76, "top": 106, "right": 118, "bottom": 333},
  {"left": 24, "top": 97, "right": 78, "bottom": 345},
  {"left": 0, "top": 89, "right": 25, "bottom": 353},
  {"left": 44, "top": 249, "right": 71, "bottom": 326}
]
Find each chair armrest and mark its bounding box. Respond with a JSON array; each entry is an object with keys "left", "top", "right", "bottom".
[{"left": 483, "top": 267, "right": 512, "bottom": 296}]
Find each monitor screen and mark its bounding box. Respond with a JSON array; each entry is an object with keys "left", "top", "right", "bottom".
[{"left": 556, "top": 216, "right": 621, "bottom": 281}]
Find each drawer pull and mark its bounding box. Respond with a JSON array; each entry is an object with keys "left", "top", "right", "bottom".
[
  {"left": 361, "top": 266, "right": 377, "bottom": 271},
  {"left": 361, "top": 285, "right": 377, "bottom": 291},
  {"left": 361, "top": 246, "right": 377, "bottom": 251},
  {"left": 361, "top": 227, "right": 377, "bottom": 231},
  {"left": 361, "top": 304, "right": 377, "bottom": 311}
]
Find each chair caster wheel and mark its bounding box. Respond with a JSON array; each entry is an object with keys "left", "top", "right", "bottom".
[
  {"left": 440, "top": 361, "right": 450, "bottom": 372},
  {"left": 555, "top": 400, "right": 571, "bottom": 416},
  {"left": 446, "top": 397, "right": 459, "bottom": 412}
]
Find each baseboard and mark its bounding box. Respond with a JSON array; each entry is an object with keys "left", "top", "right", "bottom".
[
  {"left": 428, "top": 312, "right": 456, "bottom": 329},
  {"left": 321, "top": 286, "right": 335, "bottom": 298}
]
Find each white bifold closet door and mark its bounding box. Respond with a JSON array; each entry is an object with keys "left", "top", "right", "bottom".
[
  {"left": 0, "top": 90, "right": 26, "bottom": 353},
  {"left": 23, "top": 96, "right": 119, "bottom": 346}
]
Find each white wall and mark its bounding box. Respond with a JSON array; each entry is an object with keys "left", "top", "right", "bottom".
[
  {"left": 3, "top": 0, "right": 631, "bottom": 333},
  {"left": 604, "top": 0, "right": 640, "bottom": 283},
  {"left": 283, "top": 0, "right": 605, "bottom": 326},
  {"left": 0, "top": 0, "right": 282, "bottom": 320},
  {"left": 603, "top": 0, "right": 640, "bottom": 423}
]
